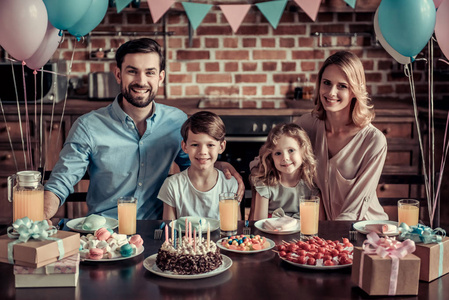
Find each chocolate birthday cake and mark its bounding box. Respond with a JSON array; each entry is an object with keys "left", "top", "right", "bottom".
[{"left": 156, "top": 236, "right": 222, "bottom": 275}]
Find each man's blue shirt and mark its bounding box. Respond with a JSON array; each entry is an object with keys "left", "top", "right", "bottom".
[{"left": 45, "top": 96, "right": 190, "bottom": 220}]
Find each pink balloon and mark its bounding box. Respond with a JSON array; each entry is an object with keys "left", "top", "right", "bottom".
[
  {"left": 0, "top": 0, "right": 48, "bottom": 61},
  {"left": 434, "top": 0, "right": 443, "bottom": 9},
  {"left": 436, "top": 0, "right": 449, "bottom": 59},
  {"left": 25, "top": 22, "right": 61, "bottom": 70}
]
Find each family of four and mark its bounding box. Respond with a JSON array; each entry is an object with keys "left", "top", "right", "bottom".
[{"left": 43, "top": 38, "right": 388, "bottom": 223}]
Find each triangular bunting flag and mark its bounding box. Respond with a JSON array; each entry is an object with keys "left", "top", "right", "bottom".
[
  {"left": 255, "top": 0, "right": 288, "bottom": 30},
  {"left": 219, "top": 5, "right": 251, "bottom": 33},
  {"left": 147, "top": 0, "right": 175, "bottom": 23},
  {"left": 293, "top": 0, "right": 321, "bottom": 21},
  {"left": 344, "top": 0, "right": 356, "bottom": 9},
  {"left": 115, "top": 0, "right": 133, "bottom": 13},
  {"left": 182, "top": 2, "right": 213, "bottom": 30}
]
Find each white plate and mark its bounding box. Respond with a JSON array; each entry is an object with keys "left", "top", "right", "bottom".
[
  {"left": 279, "top": 255, "right": 352, "bottom": 270},
  {"left": 217, "top": 237, "right": 275, "bottom": 254},
  {"left": 169, "top": 217, "right": 220, "bottom": 233},
  {"left": 144, "top": 254, "right": 232, "bottom": 279},
  {"left": 82, "top": 246, "right": 144, "bottom": 262},
  {"left": 254, "top": 218, "right": 301, "bottom": 235},
  {"left": 66, "top": 217, "right": 119, "bottom": 234},
  {"left": 353, "top": 220, "right": 399, "bottom": 236}
]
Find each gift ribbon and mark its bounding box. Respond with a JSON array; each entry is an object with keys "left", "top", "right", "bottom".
[
  {"left": 6, "top": 217, "right": 65, "bottom": 264},
  {"left": 359, "top": 232, "right": 415, "bottom": 296},
  {"left": 398, "top": 223, "right": 446, "bottom": 244},
  {"left": 439, "top": 242, "right": 444, "bottom": 277}
]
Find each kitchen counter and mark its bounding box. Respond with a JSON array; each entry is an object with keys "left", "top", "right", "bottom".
[{"left": 2, "top": 97, "right": 417, "bottom": 117}]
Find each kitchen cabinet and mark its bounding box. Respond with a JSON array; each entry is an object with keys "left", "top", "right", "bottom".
[{"left": 0, "top": 98, "right": 428, "bottom": 224}]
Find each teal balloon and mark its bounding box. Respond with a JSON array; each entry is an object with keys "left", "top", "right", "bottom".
[
  {"left": 43, "top": 0, "right": 93, "bottom": 30},
  {"left": 378, "top": 0, "right": 436, "bottom": 58},
  {"left": 68, "top": 0, "right": 109, "bottom": 37}
]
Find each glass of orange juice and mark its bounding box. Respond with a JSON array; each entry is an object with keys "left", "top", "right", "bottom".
[
  {"left": 398, "top": 199, "right": 419, "bottom": 226},
  {"left": 219, "top": 192, "right": 239, "bottom": 236},
  {"left": 118, "top": 196, "right": 137, "bottom": 235},
  {"left": 299, "top": 196, "right": 320, "bottom": 240}
]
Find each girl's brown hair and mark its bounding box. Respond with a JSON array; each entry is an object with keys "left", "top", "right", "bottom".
[{"left": 252, "top": 123, "right": 316, "bottom": 188}]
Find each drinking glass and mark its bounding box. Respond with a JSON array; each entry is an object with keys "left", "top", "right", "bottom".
[
  {"left": 299, "top": 195, "right": 320, "bottom": 240},
  {"left": 118, "top": 196, "right": 137, "bottom": 235},
  {"left": 398, "top": 199, "right": 419, "bottom": 226},
  {"left": 219, "top": 192, "right": 239, "bottom": 236}
]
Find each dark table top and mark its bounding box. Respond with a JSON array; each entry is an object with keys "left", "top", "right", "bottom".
[{"left": 0, "top": 220, "right": 448, "bottom": 300}]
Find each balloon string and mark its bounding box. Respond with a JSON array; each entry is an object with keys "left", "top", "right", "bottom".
[
  {"left": 0, "top": 99, "right": 18, "bottom": 172},
  {"left": 39, "top": 69, "right": 44, "bottom": 169},
  {"left": 42, "top": 32, "right": 73, "bottom": 179},
  {"left": 10, "top": 60, "right": 27, "bottom": 170},
  {"left": 405, "top": 63, "right": 431, "bottom": 218},
  {"left": 433, "top": 111, "right": 449, "bottom": 223},
  {"left": 21, "top": 63, "right": 33, "bottom": 170},
  {"left": 428, "top": 39, "right": 435, "bottom": 226}
]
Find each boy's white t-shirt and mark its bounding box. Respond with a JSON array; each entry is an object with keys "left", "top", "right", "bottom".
[{"left": 157, "top": 168, "right": 239, "bottom": 219}]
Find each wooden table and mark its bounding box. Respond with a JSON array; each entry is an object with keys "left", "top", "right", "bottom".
[{"left": 1, "top": 221, "right": 448, "bottom": 300}]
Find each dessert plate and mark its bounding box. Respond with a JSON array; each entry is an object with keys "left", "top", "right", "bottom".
[
  {"left": 353, "top": 220, "right": 399, "bottom": 236},
  {"left": 169, "top": 217, "right": 220, "bottom": 233},
  {"left": 144, "top": 254, "right": 232, "bottom": 279},
  {"left": 217, "top": 237, "right": 275, "bottom": 254},
  {"left": 81, "top": 246, "right": 144, "bottom": 262},
  {"left": 279, "top": 255, "right": 352, "bottom": 270},
  {"left": 66, "top": 217, "right": 119, "bottom": 234},
  {"left": 254, "top": 218, "right": 300, "bottom": 235}
]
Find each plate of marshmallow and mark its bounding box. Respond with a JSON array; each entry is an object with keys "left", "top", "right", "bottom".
[
  {"left": 79, "top": 227, "right": 145, "bottom": 262},
  {"left": 254, "top": 216, "right": 300, "bottom": 235},
  {"left": 66, "top": 214, "right": 118, "bottom": 234},
  {"left": 353, "top": 220, "right": 399, "bottom": 236}
]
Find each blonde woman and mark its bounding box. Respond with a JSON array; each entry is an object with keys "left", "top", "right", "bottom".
[
  {"left": 251, "top": 123, "right": 320, "bottom": 220},
  {"left": 296, "top": 51, "right": 388, "bottom": 220}
]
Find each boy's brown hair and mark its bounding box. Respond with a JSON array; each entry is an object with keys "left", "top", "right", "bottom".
[{"left": 181, "top": 111, "right": 226, "bottom": 142}]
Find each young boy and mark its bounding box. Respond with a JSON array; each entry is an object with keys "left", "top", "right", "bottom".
[{"left": 158, "top": 111, "right": 239, "bottom": 220}]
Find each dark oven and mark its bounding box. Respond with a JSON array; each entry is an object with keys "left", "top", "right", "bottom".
[{"left": 218, "top": 115, "right": 292, "bottom": 206}]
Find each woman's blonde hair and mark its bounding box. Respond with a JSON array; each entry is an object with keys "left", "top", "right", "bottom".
[
  {"left": 252, "top": 123, "right": 316, "bottom": 188},
  {"left": 312, "top": 51, "right": 374, "bottom": 127}
]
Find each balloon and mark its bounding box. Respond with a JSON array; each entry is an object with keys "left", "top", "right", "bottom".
[
  {"left": 436, "top": 0, "right": 449, "bottom": 59},
  {"left": 43, "top": 0, "right": 92, "bottom": 30},
  {"left": 378, "top": 0, "right": 436, "bottom": 58},
  {"left": 374, "top": 9, "right": 411, "bottom": 65},
  {"left": 68, "top": 0, "right": 109, "bottom": 38},
  {"left": 25, "top": 22, "right": 61, "bottom": 70},
  {"left": 0, "top": 0, "right": 48, "bottom": 61}
]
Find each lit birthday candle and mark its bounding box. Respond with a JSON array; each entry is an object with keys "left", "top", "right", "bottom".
[
  {"left": 174, "top": 229, "right": 177, "bottom": 249},
  {"left": 207, "top": 222, "right": 210, "bottom": 250},
  {"left": 185, "top": 218, "right": 188, "bottom": 239},
  {"left": 194, "top": 228, "right": 197, "bottom": 252},
  {"left": 165, "top": 224, "right": 168, "bottom": 244},
  {"left": 179, "top": 224, "right": 182, "bottom": 247},
  {"left": 171, "top": 219, "right": 174, "bottom": 243},
  {"left": 189, "top": 222, "right": 192, "bottom": 244},
  {"left": 199, "top": 220, "right": 202, "bottom": 244}
]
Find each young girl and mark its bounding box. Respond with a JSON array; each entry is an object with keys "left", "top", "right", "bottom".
[{"left": 251, "top": 123, "right": 320, "bottom": 220}]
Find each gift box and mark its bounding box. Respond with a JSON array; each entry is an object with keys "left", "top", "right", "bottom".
[
  {"left": 0, "top": 230, "right": 80, "bottom": 268},
  {"left": 14, "top": 253, "right": 79, "bottom": 288},
  {"left": 414, "top": 237, "right": 449, "bottom": 282},
  {"left": 352, "top": 244, "right": 420, "bottom": 296}
]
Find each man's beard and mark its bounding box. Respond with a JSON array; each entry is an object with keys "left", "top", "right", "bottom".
[{"left": 121, "top": 83, "right": 157, "bottom": 108}]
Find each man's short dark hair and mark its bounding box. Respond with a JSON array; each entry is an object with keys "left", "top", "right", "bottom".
[{"left": 115, "top": 38, "right": 165, "bottom": 71}]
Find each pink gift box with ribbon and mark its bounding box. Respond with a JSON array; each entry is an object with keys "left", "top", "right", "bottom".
[
  {"left": 14, "top": 253, "right": 80, "bottom": 288},
  {"left": 351, "top": 232, "right": 420, "bottom": 296}
]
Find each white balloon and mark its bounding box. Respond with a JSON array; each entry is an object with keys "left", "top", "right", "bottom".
[{"left": 374, "top": 8, "right": 411, "bottom": 65}]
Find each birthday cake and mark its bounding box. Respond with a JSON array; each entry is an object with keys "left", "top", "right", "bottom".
[{"left": 156, "top": 236, "right": 222, "bottom": 275}]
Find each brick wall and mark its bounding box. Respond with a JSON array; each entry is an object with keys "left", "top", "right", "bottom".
[{"left": 53, "top": 3, "right": 448, "bottom": 105}]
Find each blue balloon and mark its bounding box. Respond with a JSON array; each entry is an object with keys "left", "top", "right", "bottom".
[
  {"left": 378, "top": 0, "right": 436, "bottom": 58},
  {"left": 68, "top": 0, "right": 109, "bottom": 37},
  {"left": 43, "top": 0, "right": 93, "bottom": 30}
]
